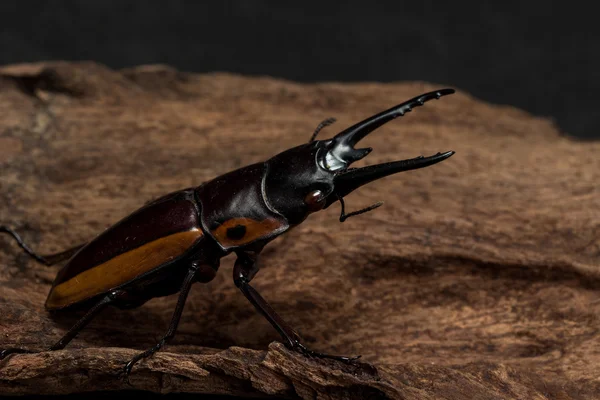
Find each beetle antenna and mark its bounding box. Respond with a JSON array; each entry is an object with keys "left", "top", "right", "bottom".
[
  {"left": 0, "top": 225, "right": 84, "bottom": 266},
  {"left": 337, "top": 197, "right": 384, "bottom": 222},
  {"left": 309, "top": 117, "right": 336, "bottom": 142}
]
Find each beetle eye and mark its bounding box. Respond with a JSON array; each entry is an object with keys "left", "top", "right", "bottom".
[{"left": 304, "top": 189, "right": 327, "bottom": 211}]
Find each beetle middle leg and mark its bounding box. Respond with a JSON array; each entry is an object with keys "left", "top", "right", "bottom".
[
  {"left": 0, "top": 289, "right": 125, "bottom": 361},
  {"left": 119, "top": 261, "right": 200, "bottom": 378},
  {"left": 233, "top": 252, "right": 361, "bottom": 363}
]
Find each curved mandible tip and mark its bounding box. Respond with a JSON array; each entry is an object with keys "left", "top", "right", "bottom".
[
  {"left": 333, "top": 150, "right": 455, "bottom": 198},
  {"left": 332, "top": 88, "right": 456, "bottom": 148}
]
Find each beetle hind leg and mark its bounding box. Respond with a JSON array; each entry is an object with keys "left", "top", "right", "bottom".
[
  {"left": 0, "top": 225, "right": 85, "bottom": 266},
  {"left": 0, "top": 347, "right": 35, "bottom": 360},
  {"left": 0, "top": 290, "right": 124, "bottom": 362}
]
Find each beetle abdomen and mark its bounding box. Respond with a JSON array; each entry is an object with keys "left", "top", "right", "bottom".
[{"left": 45, "top": 189, "right": 204, "bottom": 310}]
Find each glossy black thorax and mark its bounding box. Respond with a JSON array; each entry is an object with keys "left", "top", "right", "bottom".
[{"left": 194, "top": 162, "right": 290, "bottom": 253}]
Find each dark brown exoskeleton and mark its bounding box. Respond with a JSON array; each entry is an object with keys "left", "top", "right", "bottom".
[{"left": 1, "top": 89, "right": 456, "bottom": 377}]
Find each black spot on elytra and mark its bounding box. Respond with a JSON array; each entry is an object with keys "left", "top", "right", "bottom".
[{"left": 226, "top": 224, "right": 246, "bottom": 240}]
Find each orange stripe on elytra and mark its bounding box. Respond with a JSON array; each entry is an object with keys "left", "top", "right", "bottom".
[
  {"left": 211, "top": 217, "right": 284, "bottom": 247},
  {"left": 45, "top": 229, "right": 203, "bottom": 310}
]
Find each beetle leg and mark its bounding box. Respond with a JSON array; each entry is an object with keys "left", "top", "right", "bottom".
[
  {"left": 0, "top": 290, "right": 124, "bottom": 361},
  {"left": 120, "top": 261, "right": 200, "bottom": 379},
  {"left": 233, "top": 252, "right": 361, "bottom": 364},
  {"left": 0, "top": 225, "right": 85, "bottom": 266}
]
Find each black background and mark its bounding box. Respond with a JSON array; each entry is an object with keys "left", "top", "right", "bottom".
[{"left": 1, "top": 1, "right": 598, "bottom": 140}]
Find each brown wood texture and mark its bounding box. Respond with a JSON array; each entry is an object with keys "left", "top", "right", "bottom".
[{"left": 0, "top": 61, "right": 599, "bottom": 399}]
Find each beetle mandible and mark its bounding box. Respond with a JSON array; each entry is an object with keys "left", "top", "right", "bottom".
[{"left": 1, "top": 88, "right": 456, "bottom": 377}]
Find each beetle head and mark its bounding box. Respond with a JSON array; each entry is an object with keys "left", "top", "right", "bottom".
[{"left": 263, "top": 89, "right": 456, "bottom": 226}]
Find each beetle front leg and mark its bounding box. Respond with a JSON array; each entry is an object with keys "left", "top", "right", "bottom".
[{"left": 233, "top": 252, "right": 361, "bottom": 363}]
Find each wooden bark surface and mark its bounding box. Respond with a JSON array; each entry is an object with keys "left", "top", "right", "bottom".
[{"left": 0, "top": 61, "right": 599, "bottom": 399}]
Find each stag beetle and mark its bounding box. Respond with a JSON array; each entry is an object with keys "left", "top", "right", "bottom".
[{"left": 0, "top": 88, "right": 456, "bottom": 377}]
